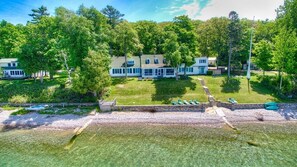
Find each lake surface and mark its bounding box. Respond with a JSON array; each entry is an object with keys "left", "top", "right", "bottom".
[{"left": 1, "top": 123, "right": 297, "bottom": 167}]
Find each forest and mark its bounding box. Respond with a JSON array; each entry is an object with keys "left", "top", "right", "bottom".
[{"left": 0, "top": 0, "right": 296, "bottom": 98}]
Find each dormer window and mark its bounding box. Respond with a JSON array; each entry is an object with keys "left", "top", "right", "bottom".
[
  {"left": 154, "top": 58, "right": 159, "bottom": 64},
  {"left": 12, "top": 63, "right": 16, "bottom": 67},
  {"left": 163, "top": 58, "right": 167, "bottom": 64},
  {"left": 145, "top": 58, "right": 150, "bottom": 64},
  {"left": 127, "top": 59, "right": 135, "bottom": 66},
  {"left": 8, "top": 63, "right": 11, "bottom": 67}
]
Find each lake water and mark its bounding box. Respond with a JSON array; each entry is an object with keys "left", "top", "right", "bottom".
[{"left": 0, "top": 123, "right": 297, "bottom": 167}]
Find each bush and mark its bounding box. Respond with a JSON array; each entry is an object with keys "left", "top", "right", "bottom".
[
  {"left": 206, "top": 71, "right": 213, "bottom": 76},
  {"left": 11, "top": 109, "right": 31, "bottom": 115},
  {"left": 8, "top": 95, "right": 28, "bottom": 104}
]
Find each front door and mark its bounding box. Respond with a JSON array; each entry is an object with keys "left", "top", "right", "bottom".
[
  {"left": 156, "top": 69, "right": 164, "bottom": 77},
  {"left": 199, "top": 67, "right": 205, "bottom": 74}
]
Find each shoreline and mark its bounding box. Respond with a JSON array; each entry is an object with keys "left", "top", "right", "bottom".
[{"left": 1, "top": 107, "right": 297, "bottom": 132}]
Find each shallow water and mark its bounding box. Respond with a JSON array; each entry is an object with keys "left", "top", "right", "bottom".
[{"left": 0, "top": 123, "right": 297, "bottom": 167}]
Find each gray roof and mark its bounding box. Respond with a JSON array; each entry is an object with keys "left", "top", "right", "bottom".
[
  {"left": 141, "top": 55, "right": 167, "bottom": 68},
  {"left": 111, "top": 55, "right": 169, "bottom": 69},
  {"left": 0, "top": 58, "right": 18, "bottom": 63},
  {"left": 111, "top": 56, "right": 141, "bottom": 68}
]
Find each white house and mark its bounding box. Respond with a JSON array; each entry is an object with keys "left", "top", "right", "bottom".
[
  {"left": 0, "top": 58, "right": 27, "bottom": 79},
  {"left": 110, "top": 55, "right": 208, "bottom": 78},
  {"left": 208, "top": 57, "right": 217, "bottom": 66}
]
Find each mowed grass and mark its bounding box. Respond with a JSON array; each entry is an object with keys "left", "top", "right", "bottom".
[
  {"left": 0, "top": 73, "right": 96, "bottom": 103},
  {"left": 198, "top": 75, "right": 286, "bottom": 103},
  {"left": 106, "top": 77, "right": 207, "bottom": 105}
]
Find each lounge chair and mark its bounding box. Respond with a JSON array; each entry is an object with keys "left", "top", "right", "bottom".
[
  {"left": 264, "top": 102, "right": 278, "bottom": 110},
  {"left": 171, "top": 101, "right": 178, "bottom": 105},
  {"left": 183, "top": 100, "right": 190, "bottom": 105},
  {"left": 193, "top": 100, "right": 200, "bottom": 105},
  {"left": 266, "top": 105, "right": 279, "bottom": 110},
  {"left": 264, "top": 102, "right": 277, "bottom": 108},
  {"left": 189, "top": 100, "right": 196, "bottom": 105},
  {"left": 228, "top": 98, "right": 238, "bottom": 104},
  {"left": 177, "top": 99, "right": 184, "bottom": 105}
]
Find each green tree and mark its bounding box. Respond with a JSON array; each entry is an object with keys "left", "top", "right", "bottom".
[
  {"left": 0, "top": 20, "right": 25, "bottom": 58},
  {"left": 28, "top": 5, "right": 50, "bottom": 23},
  {"left": 55, "top": 7, "right": 96, "bottom": 68},
  {"left": 227, "top": 11, "right": 242, "bottom": 78},
  {"left": 253, "top": 40, "right": 273, "bottom": 75},
  {"left": 273, "top": 28, "right": 297, "bottom": 91},
  {"left": 72, "top": 49, "right": 111, "bottom": 98},
  {"left": 172, "top": 15, "right": 198, "bottom": 76},
  {"left": 134, "top": 21, "right": 163, "bottom": 54},
  {"left": 114, "top": 21, "right": 142, "bottom": 78},
  {"left": 196, "top": 17, "right": 229, "bottom": 67},
  {"left": 77, "top": 5, "right": 109, "bottom": 43},
  {"left": 101, "top": 5, "right": 124, "bottom": 28},
  {"left": 163, "top": 31, "right": 181, "bottom": 80},
  {"left": 19, "top": 17, "right": 62, "bottom": 82}
]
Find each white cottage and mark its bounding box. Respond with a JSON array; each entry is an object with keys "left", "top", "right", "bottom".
[
  {"left": 110, "top": 55, "right": 208, "bottom": 78},
  {"left": 0, "top": 58, "right": 27, "bottom": 79}
]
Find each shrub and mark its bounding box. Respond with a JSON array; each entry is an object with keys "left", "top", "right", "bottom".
[
  {"left": 8, "top": 95, "right": 28, "bottom": 104},
  {"left": 206, "top": 71, "right": 213, "bottom": 76},
  {"left": 11, "top": 109, "right": 31, "bottom": 115}
]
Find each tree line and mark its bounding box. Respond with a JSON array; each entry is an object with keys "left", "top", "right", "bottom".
[{"left": 0, "top": 0, "right": 296, "bottom": 98}]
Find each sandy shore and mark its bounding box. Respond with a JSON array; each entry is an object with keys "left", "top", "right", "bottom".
[{"left": 1, "top": 107, "right": 296, "bottom": 131}]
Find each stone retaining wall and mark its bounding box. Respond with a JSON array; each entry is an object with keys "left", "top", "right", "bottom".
[
  {"left": 217, "top": 101, "right": 297, "bottom": 110},
  {"left": 112, "top": 103, "right": 210, "bottom": 112},
  {"left": 0, "top": 103, "right": 97, "bottom": 107}
]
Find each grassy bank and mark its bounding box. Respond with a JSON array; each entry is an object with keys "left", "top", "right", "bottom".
[
  {"left": 0, "top": 73, "right": 96, "bottom": 103},
  {"left": 198, "top": 75, "right": 287, "bottom": 103},
  {"left": 105, "top": 78, "right": 208, "bottom": 105}
]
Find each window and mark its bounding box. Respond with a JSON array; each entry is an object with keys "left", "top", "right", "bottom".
[
  {"left": 144, "top": 69, "right": 153, "bottom": 76},
  {"left": 15, "top": 71, "right": 19, "bottom": 75},
  {"left": 199, "top": 59, "right": 206, "bottom": 64},
  {"left": 10, "top": 71, "right": 14, "bottom": 75},
  {"left": 8, "top": 63, "right": 11, "bottom": 67},
  {"left": 12, "top": 63, "right": 16, "bottom": 67},
  {"left": 154, "top": 58, "right": 159, "bottom": 64},
  {"left": 166, "top": 69, "right": 174, "bottom": 75},
  {"left": 189, "top": 67, "right": 193, "bottom": 72},
  {"left": 20, "top": 71, "right": 24, "bottom": 75},
  {"left": 112, "top": 69, "right": 122, "bottom": 74},
  {"left": 145, "top": 58, "right": 150, "bottom": 64},
  {"left": 133, "top": 68, "right": 140, "bottom": 74},
  {"left": 127, "top": 60, "right": 134, "bottom": 66},
  {"left": 127, "top": 68, "right": 132, "bottom": 74},
  {"left": 163, "top": 58, "right": 167, "bottom": 64}
]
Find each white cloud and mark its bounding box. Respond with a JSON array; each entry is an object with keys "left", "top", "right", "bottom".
[
  {"left": 181, "top": 0, "right": 201, "bottom": 19},
  {"left": 198, "top": 0, "right": 284, "bottom": 20}
]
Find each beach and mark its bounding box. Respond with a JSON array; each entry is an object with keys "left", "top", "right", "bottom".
[{"left": 1, "top": 107, "right": 296, "bottom": 131}]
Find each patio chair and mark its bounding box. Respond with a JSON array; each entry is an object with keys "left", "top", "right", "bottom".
[
  {"left": 189, "top": 100, "right": 196, "bottom": 105},
  {"left": 171, "top": 101, "right": 178, "bottom": 105},
  {"left": 183, "top": 100, "right": 190, "bottom": 105},
  {"left": 193, "top": 100, "right": 200, "bottom": 105},
  {"left": 228, "top": 98, "right": 238, "bottom": 104},
  {"left": 177, "top": 99, "right": 184, "bottom": 105}
]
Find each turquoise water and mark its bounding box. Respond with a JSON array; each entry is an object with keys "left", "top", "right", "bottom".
[{"left": 1, "top": 123, "right": 297, "bottom": 167}]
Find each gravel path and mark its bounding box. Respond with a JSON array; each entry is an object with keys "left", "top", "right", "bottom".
[{"left": 1, "top": 106, "right": 296, "bottom": 132}]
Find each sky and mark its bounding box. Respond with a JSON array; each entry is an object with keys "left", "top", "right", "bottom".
[{"left": 0, "top": 0, "right": 284, "bottom": 25}]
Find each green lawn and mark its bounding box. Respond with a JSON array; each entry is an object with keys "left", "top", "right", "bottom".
[
  {"left": 198, "top": 75, "right": 289, "bottom": 103},
  {"left": 106, "top": 78, "right": 207, "bottom": 105},
  {"left": 0, "top": 73, "right": 96, "bottom": 103},
  {"left": 107, "top": 75, "right": 295, "bottom": 105}
]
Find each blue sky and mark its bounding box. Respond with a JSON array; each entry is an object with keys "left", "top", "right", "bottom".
[{"left": 0, "top": 0, "right": 284, "bottom": 25}]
